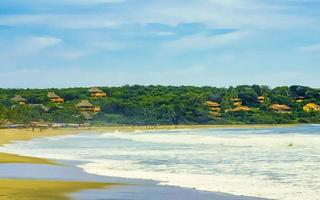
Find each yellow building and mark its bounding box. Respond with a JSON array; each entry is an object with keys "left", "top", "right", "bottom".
[
  {"left": 303, "top": 103, "right": 320, "bottom": 112},
  {"left": 206, "top": 101, "right": 221, "bottom": 117},
  {"left": 12, "top": 95, "right": 27, "bottom": 105},
  {"left": 89, "top": 87, "right": 107, "bottom": 98},
  {"left": 48, "top": 92, "right": 64, "bottom": 104},
  {"left": 76, "top": 100, "right": 100, "bottom": 113},
  {"left": 294, "top": 96, "right": 305, "bottom": 103},
  {"left": 231, "top": 98, "right": 242, "bottom": 107},
  {"left": 258, "top": 96, "right": 265, "bottom": 103},
  {"left": 270, "top": 104, "right": 292, "bottom": 113}
]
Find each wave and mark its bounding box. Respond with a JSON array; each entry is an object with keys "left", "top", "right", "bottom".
[
  {"left": 80, "top": 160, "right": 318, "bottom": 200},
  {"left": 99, "top": 132, "right": 320, "bottom": 147}
]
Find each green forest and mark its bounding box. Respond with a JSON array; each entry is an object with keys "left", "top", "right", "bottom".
[{"left": 1, "top": 85, "right": 320, "bottom": 126}]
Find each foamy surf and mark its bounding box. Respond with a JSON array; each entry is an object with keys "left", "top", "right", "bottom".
[{"left": 80, "top": 161, "right": 317, "bottom": 200}]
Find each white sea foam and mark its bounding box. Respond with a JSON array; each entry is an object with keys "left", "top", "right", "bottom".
[
  {"left": 100, "top": 131, "right": 320, "bottom": 147},
  {"left": 1, "top": 126, "right": 319, "bottom": 200},
  {"left": 80, "top": 160, "right": 319, "bottom": 200}
]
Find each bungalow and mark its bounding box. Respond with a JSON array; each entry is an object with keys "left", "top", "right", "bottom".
[
  {"left": 89, "top": 87, "right": 107, "bottom": 98},
  {"left": 225, "top": 106, "right": 252, "bottom": 113},
  {"left": 231, "top": 98, "right": 242, "bottom": 107},
  {"left": 270, "top": 104, "right": 292, "bottom": 113},
  {"left": 48, "top": 92, "right": 64, "bottom": 104},
  {"left": 303, "top": 103, "right": 320, "bottom": 112},
  {"left": 206, "top": 101, "right": 221, "bottom": 117},
  {"left": 12, "top": 95, "right": 27, "bottom": 105},
  {"left": 76, "top": 100, "right": 100, "bottom": 113},
  {"left": 294, "top": 96, "right": 305, "bottom": 103},
  {"left": 258, "top": 96, "right": 265, "bottom": 103}
]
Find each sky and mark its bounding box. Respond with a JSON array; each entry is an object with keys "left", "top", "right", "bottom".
[{"left": 0, "top": 0, "right": 320, "bottom": 88}]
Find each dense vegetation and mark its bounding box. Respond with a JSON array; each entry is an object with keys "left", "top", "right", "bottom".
[{"left": 1, "top": 85, "right": 320, "bottom": 126}]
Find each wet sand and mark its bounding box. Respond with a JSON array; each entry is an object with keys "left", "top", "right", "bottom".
[{"left": 0, "top": 161, "right": 267, "bottom": 200}]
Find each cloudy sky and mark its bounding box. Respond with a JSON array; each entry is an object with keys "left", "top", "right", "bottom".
[{"left": 0, "top": 0, "right": 319, "bottom": 88}]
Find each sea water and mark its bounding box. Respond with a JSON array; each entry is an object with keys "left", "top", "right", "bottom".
[{"left": 1, "top": 125, "right": 320, "bottom": 200}]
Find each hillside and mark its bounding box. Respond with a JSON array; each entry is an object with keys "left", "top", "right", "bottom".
[{"left": 1, "top": 85, "right": 320, "bottom": 126}]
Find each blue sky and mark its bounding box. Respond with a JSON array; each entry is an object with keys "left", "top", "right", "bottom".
[{"left": 0, "top": 0, "right": 320, "bottom": 88}]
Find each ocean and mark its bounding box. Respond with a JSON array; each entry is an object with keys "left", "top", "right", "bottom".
[{"left": 1, "top": 125, "right": 320, "bottom": 200}]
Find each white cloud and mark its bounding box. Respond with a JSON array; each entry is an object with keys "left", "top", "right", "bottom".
[
  {"left": 152, "top": 31, "right": 176, "bottom": 36},
  {"left": 0, "top": 0, "right": 317, "bottom": 30},
  {"left": 0, "top": 15, "right": 120, "bottom": 29},
  {"left": 14, "top": 36, "right": 62, "bottom": 54},
  {"left": 0, "top": 36, "right": 62, "bottom": 67},
  {"left": 163, "top": 31, "right": 250, "bottom": 53},
  {"left": 297, "top": 43, "right": 320, "bottom": 52}
]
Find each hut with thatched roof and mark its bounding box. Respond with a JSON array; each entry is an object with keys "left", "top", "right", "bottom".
[
  {"left": 231, "top": 98, "right": 242, "bottom": 107},
  {"left": 270, "top": 104, "right": 292, "bottom": 113},
  {"left": 12, "top": 95, "right": 27, "bottom": 105},
  {"left": 206, "top": 101, "right": 221, "bottom": 117},
  {"left": 76, "top": 100, "right": 100, "bottom": 113},
  {"left": 294, "top": 96, "right": 305, "bottom": 103},
  {"left": 258, "top": 96, "right": 265, "bottom": 103},
  {"left": 48, "top": 92, "right": 64, "bottom": 104},
  {"left": 89, "top": 87, "right": 107, "bottom": 98},
  {"left": 303, "top": 103, "right": 320, "bottom": 112}
]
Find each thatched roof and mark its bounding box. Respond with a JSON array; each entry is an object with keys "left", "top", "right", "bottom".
[
  {"left": 12, "top": 95, "right": 27, "bottom": 102},
  {"left": 206, "top": 101, "right": 220, "bottom": 107},
  {"left": 76, "top": 100, "right": 94, "bottom": 108},
  {"left": 294, "top": 96, "right": 305, "bottom": 100},
  {"left": 304, "top": 103, "right": 320, "bottom": 109},
  {"left": 270, "top": 104, "right": 291, "bottom": 110},
  {"left": 231, "top": 98, "right": 241, "bottom": 102},
  {"left": 89, "top": 87, "right": 103, "bottom": 93},
  {"left": 48, "top": 92, "right": 60, "bottom": 98}
]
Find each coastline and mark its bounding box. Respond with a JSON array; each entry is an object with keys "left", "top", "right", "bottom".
[
  {"left": 0, "top": 124, "right": 297, "bottom": 164},
  {"left": 0, "top": 124, "right": 294, "bottom": 200},
  {"left": 0, "top": 124, "right": 298, "bottom": 164}
]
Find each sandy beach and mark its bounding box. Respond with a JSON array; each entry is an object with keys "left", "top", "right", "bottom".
[
  {"left": 0, "top": 128, "right": 118, "bottom": 200},
  {"left": 0, "top": 125, "right": 288, "bottom": 200}
]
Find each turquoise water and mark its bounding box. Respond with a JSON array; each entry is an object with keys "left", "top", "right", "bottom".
[{"left": 1, "top": 125, "right": 320, "bottom": 200}]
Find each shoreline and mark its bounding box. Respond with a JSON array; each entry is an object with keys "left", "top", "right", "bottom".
[
  {"left": 0, "top": 124, "right": 299, "bottom": 165},
  {"left": 0, "top": 124, "right": 298, "bottom": 200},
  {"left": 0, "top": 128, "right": 118, "bottom": 200}
]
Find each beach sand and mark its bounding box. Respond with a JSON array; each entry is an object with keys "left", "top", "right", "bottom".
[
  {"left": 0, "top": 128, "right": 116, "bottom": 200},
  {"left": 0, "top": 179, "right": 110, "bottom": 200}
]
